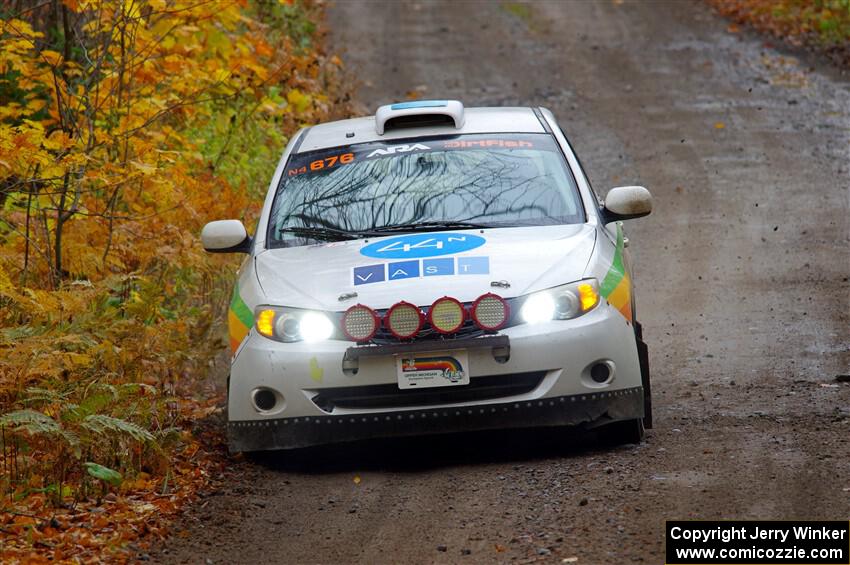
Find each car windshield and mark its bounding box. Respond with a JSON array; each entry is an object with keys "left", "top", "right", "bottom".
[{"left": 267, "top": 133, "right": 584, "bottom": 248}]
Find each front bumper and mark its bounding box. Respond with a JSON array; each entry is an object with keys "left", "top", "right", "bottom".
[
  {"left": 228, "top": 386, "right": 644, "bottom": 451},
  {"left": 226, "top": 302, "right": 644, "bottom": 452}
]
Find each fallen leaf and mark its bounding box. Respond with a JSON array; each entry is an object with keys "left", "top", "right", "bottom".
[{"left": 714, "top": 122, "right": 725, "bottom": 129}]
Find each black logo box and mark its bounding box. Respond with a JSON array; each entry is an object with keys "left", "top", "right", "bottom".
[{"left": 666, "top": 520, "right": 849, "bottom": 565}]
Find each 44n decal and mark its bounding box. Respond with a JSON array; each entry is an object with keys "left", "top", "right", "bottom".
[{"left": 360, "top": 232, "right": 486, "bottom": 259}]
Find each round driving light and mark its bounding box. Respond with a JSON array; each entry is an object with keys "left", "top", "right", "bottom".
[
  {"left": 299, "top": 312, "right": 334, "bottom": 342},
  {"left": 428, "top": 297, "right": 466, "bottom": 334},
  {"left": 385, "top": 301, "right": 423, "bottom": 339},
  {"left": 471, "top": 293, "right": 509, "bottom": 330},
  {"left": 520, "top": 292, "right": 555, "bottom": 324},
  {"left": 342, "top": 304, "right": 379, "bottom": 342}
]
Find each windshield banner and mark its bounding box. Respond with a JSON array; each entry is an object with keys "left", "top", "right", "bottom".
[{"left": 284, "top": 134, "right": 556, "bottom": 178}]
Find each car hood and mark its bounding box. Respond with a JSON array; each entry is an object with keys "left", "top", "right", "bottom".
[{"left": 255, "top": 225, "right": 597, "bottom": 311}]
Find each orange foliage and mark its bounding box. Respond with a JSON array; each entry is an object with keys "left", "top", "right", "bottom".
[{"left": 0, "top": 0, "right": 353, "bottom": 560}]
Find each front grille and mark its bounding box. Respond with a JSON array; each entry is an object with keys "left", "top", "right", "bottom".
[
  {"left": 310, "top": 371, "right": 546, "bottom": 412},
  {"left": 371, "top": 316, "right": 485, "bottom": 345}
]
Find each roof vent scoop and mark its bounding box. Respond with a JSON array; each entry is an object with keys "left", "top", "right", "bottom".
[{"left": 375, "top": 100, "right": 464, "bottom": 135}]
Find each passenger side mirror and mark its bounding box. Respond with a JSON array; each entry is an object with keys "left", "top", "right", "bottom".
[
  {"left": 602, "top": 186, "right": 652, "bottom": 222},
  {"left": 201, "top": 220, "right": 252, "bottom": 253}
]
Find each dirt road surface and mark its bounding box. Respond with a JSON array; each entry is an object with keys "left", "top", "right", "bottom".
[{"left": 153, "top": 1, "right": 850, "bottom": 563}]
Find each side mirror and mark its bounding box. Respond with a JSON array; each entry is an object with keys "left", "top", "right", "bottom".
[
  {"left": 201, "top": 220, "right": 252, "bottom": 253},
  {"left": 602, "top": 186, "right": 652, "bottom": 221}
]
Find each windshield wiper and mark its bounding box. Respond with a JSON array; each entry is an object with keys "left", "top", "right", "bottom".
[
  {"left": 278, "top": 226, "right": 362, "bottom": 241},
  {"left": 365, "top": 221, "right": 494, "bottom": 234}
]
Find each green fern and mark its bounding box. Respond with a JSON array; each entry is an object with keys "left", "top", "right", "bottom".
[
  {"left": 81, "top": 414, "right": 154, "bottom": 443},
  {"left": 22, "top": 387, "right": 71, "bottom": 405},
  {"left": 69, "top": 392, "right": 114, "bottom": 420},
  {"left": 0, "top": 409, "right": 81, "bottom": 453}
]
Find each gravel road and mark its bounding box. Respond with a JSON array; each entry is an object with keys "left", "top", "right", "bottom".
[{"left": 154, "top": 1, "right": 850, "bottom": 562}]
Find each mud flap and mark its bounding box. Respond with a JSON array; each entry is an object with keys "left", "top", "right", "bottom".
[{"left": 634, "top": 321, "right": 652, "bottom": 429}]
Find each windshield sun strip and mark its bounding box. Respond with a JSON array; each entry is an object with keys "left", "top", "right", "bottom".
[{"left": 265, "top": 133, "right": 586, "bottom": 249}]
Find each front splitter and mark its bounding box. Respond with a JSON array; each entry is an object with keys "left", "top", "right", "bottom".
[{"left": 227, "top": 386, "right": 644, "bottom": 452}]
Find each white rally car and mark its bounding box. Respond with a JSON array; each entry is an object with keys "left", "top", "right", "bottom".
[{"left": 202, "top": 100, "right": 653, "bottom": 452}]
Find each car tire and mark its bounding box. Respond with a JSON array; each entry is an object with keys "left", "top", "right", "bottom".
[
  {"left": 599, "top": 418, "right": 645, "bottom": 445},
  {"left": 634, "top": 321, "right": 653, "bottom": 429}
]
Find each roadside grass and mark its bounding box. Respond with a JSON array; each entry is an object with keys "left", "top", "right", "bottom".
[
  {"left": 0, "top": 0, "right": 353, "bottom": 561},
  {"left": 709, "top": 0, "right": 850, "bottom": 65}
]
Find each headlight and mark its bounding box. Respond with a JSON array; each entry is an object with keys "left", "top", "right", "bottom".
[
  {"left": 519, "top": 292, "right": 556, "bottom": 324},
  {"left": 519, "top": 279, "right": 600, "bottom": 324},
  {"left": 254, "top": 306, "right": 335, "bottom": 343},
  {"left": 299, "top": 312, "right": 335, "bottom": 342}
]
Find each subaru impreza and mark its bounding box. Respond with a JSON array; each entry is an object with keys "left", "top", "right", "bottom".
[{"left": 201, "top": 100, "right": 653, "bottom": 452}]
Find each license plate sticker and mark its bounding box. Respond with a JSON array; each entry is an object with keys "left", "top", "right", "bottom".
[{"left": 396, "top": 350, "right": 470, "bottom": 389}]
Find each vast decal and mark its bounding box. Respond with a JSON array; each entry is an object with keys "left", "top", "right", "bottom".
[
  {"left": 352, "top": 257, "right": 489, "bottom": 285},
  {"left": 359, "top": 232, "right": 486, "bottom": 259},
  {"left": 228, "top": 283, "right": 253, "bottom": 355},
  {"left": 600, "top": 224, "right": 632, "bottom": 321}
]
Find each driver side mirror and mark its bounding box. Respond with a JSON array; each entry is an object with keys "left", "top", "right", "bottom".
[
  {"left": 201, "top": 220, "right": 252, "bottom": 254},
  {"left": 602, "top": 186, "right": 652, "bottom": 222}
]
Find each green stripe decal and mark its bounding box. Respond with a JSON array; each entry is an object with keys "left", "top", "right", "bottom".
[
  {"left": 230, "top": 284, "right": 254, "bottom": 329},
  {"left": 599, "top": 224, "right": 625, "bottom": 298}
]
